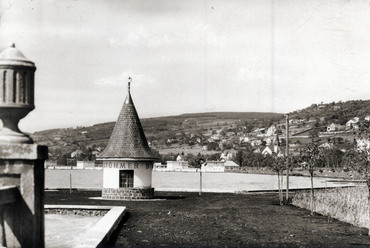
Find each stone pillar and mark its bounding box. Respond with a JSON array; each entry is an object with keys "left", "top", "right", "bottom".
[
  {"left": 0, "top": 43, "right": 46, "bottom": 247},
  {"left": 0, "top": 144, "right": 47, "bottom": 248}
]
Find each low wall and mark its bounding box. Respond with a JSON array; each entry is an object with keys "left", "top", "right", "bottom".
[
  {"left": 45, "top": 205, "right": 110, "bottom": 216},
  {"left": 292, "top": 186, "right": 369, "bottom": 229},
  {"left": 102, "top": 188, "right": 154, "bottom": 200}
]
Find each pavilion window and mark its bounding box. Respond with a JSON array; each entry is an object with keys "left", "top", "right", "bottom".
[{"left": 119, "top": 170, "right": 133, "bottom": 188}]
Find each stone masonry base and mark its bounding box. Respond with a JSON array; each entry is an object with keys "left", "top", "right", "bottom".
[{"left": 102, "top": 188, "right": 154, "bottom": 200}]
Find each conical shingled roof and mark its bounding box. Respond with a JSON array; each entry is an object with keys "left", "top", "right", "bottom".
[{"left": 99, "top": 83, "right": 157, "bottom": 160}]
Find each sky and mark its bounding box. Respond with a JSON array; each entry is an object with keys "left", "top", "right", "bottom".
[{"left": 0, "top": 0, "right": 370, "bottom": 132}]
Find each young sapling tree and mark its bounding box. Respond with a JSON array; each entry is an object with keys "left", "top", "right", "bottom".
[{"left": 300, "top": 131, "right": 324, "bottom": 215}]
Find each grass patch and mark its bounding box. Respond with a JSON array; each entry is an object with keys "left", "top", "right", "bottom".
[{"left": 292, "top": 186, "right": 369, "bottom": 229}]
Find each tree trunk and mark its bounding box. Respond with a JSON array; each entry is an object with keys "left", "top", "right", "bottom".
[
  {"left": 278, "top": 171, "right": 282, "bottom": 205},
  {"left": 367, "top": 179, "right": 370, "bottom": 235},
  {"left": 199, "top": 170, "right": 202, "bottom": 196},
  {"left": 281, "top": 171, "right": 284, "bottom": 203},
  {"left": 310, "top": 172, "right": 314, "bottom": 215},
  {"left": 286, "top": 165, "right": 289, "bottom": 202}
]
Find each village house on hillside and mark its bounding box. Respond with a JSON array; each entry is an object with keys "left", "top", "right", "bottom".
[
  {"left": 210, "top": 134, "right": 221, "bottom": 141},
  {"left": 154, "top": 154, "right": 195, "bottom": 172},
  {"left": 261, "top": 134, "right": 283, "bottom": 157},
  {"left": 265, "top": 137, "right": 272, "bottom": 145},
  {"left": 201, "top": 161, "right": 225, "bottom": 172},
  {"left": 201, "top": 152, "right": 239, "bottom": 172},
  {"left": 266, "top": 125, "right": 277, "bottom": 136},
  {"left": 250, "top": 139, "right": 262, "bottom": 146},
  {"left": 166, "top": 160, "right": 191, "bottom": 171},
  {"left": 167, "top": 154, "right": 192, "bottom": 171},
  {"left": 220, "top": 149, "right": 237, "bottom": 161},
  {"left": 327, "top": 123, "right": 342, "bottom": 132},
  {"left": 253, "top": 128, "right": 265, "bottom": 135},
  {"left": 224, "top": 160, "right": 240, "bottom": 171},
  {"left": 289, "top": 119, "right": 305, "bottom": 124},
  {"left": 346, "top": 117, "right": 360, "bottom": 129},
  {"left": 319, "top": 142, "right": 336, "bottom": 150},
  {"left": 253, "top": 147, "right": 262, "bottom": 153},
  {"left": 239, "top": 136, "right": 250, "bottom": 143},
  {"left": 318, "top": 103, "right": 325, "bottom": 109},
  {"left": 333, "top": 105, "right": 341, "bottom": 110},
  {"left": 261, "top": 146, "right": 274, "bottom": 156}
]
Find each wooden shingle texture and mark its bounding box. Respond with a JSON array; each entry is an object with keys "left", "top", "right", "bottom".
[{"left": 99, "top": 93, "right": 156, "bottom": 159}]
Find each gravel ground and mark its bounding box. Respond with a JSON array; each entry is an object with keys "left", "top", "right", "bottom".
[{"left": 45, "top": 190, "right": 370, "bottom": 248}]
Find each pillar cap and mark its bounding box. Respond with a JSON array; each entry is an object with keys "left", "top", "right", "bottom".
[{"left": 0, "top": 43, "right": 35, "bottom": 68}]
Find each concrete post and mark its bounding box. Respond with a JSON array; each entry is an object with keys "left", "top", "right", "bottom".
[{"left": 285, "top": 114, "right": 289, "bottom": 201}]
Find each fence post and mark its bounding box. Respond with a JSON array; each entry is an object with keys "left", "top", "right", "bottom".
[
  {"left": 199, "top": 169, "right": 202, "bottom": 196},
  {"left": 70, "top": 174, "right": 72, "bottom": 194}
]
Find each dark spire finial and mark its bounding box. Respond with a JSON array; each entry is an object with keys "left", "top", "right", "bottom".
[{"left": 128, "top": 77, "right": 132, "bottom": 93}]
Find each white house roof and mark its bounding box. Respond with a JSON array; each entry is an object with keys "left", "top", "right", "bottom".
[
  {"left": 224, "top": 160, "right": 239, "bottom": 167},
  {"left": 346, "top": 118, "right": 360, "bottom": 126},
  {"left": 262, "top": 146, "right": 273, "bottom": 155}
]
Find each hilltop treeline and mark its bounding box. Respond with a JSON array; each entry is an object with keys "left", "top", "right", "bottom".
[{"left": 290, "top": 100, "right": 370, "bottom": 125}]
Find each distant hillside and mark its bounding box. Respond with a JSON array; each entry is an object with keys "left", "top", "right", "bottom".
[
  {"left": 32, "top": 100, "right": 370, "bottom": 164},
  {"left": 32, "top": 111, "right": 283, "bottom": 161},
  {"left": 288, "top": 100, "right": 370, "bottom": 125}
]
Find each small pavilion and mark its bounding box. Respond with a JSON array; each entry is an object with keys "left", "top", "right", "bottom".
[{"left": 98, "top": 78, "right": 159, "bottom": 199}]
